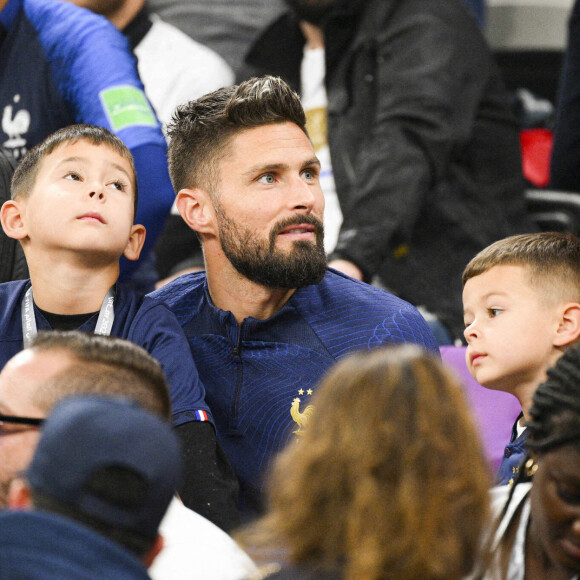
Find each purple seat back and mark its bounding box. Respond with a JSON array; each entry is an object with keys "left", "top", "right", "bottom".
[{"left": 440, "top": 345, "right": 521, "bottom": 472}]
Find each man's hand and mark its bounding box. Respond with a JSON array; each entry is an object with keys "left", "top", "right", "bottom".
[{"left": 328, "top": 259, "right": 363, "bottom": 280}]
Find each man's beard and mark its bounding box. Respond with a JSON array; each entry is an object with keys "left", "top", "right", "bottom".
[{"left": 216, "top": 206, "right": 327, "bottom": 289}]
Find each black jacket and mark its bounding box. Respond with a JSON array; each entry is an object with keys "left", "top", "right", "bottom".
[{"left": 245, "top": 0, "right": 534, "bottom": 338}]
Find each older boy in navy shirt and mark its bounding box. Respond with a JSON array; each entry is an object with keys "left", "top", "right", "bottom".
[{"left": 0, "top": 124, "right": 238, "bottom": 530}]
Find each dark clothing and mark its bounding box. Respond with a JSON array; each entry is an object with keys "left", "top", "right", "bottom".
[
  {"left": 550, "top": 0, "right": 580, "bottom": 191},
  {"left": 152, "top": 268, "right": 438, "bottom": 517},
  {"left": 245, "top": 0, "right": 533, "bottom": 339},
  {"left": 0, "top": 510, "right": 152, "bottom": 579},
  {"left": 0, "top": 279, "right": 240, "bottom": 532},
  {"left": 496, "top": 413, "right": 528, "bottom": 486}
]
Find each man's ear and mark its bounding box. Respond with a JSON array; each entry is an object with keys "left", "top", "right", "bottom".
[
  {"left": 123, "top": 224, "right": 147, "bottom": 262},
  {"left": 176, "top": 188, "right": 217, "bottom": 236},
  {"left": 554, "top": 303, "right": 580, "bottom": 347},
  {"left": 7, "top": 477, "right": 33, "bottom": 510},
  {"left": 1, "top": 199, "right": 28, "bottom": 240},
  {"left": 143, "top": 534, "right": 164, "bottom": 568}
]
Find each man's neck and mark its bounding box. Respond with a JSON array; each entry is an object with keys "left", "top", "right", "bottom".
[
  {"left": 25, "top": 252, "right": 119, "bottom": 315},
  {"left": 205, "top": 253, "right": 296, "bottom": 324}
]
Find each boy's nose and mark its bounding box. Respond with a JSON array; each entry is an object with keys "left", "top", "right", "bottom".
[
  {"left": 89, "top": 190, "right": 105, "bottom": 201},
  {"left": 464, "top": 322, "right": 478, "bottom": 342}
]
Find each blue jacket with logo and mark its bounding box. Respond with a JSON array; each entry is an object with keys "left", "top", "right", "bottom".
[{"left": 152, "top": 269, "right": 439, "bottom": 515}]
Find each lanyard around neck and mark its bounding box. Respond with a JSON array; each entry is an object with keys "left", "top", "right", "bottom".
[{"left": 21, "top": 286, "right": 115, "bottom": 348}]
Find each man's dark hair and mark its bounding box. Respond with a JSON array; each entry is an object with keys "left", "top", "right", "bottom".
[{"left": 167, "top": 75, "right": 307, "bottom": 194}]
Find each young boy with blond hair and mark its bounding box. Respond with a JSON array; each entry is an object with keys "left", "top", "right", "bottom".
[
  {"left": 0, "top": 124, "right": 238, "bottom": 530},
  {"left": 462, "top": 231, "right": 580, "bottom": 484}
]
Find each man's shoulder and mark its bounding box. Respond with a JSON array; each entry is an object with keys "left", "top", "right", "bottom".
[
  {"left": 293, "top": 270, "right": 439, "bottom": 352},
  {"left": 298, "top": 269, "right": 424, "bottom": 316},
  {"left": 148, "top": 272, "right": 207, "bottom": 320}
]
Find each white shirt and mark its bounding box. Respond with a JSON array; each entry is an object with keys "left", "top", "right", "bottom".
[{"left": 151, "top": 498, "right": 259, "bottom": 580}]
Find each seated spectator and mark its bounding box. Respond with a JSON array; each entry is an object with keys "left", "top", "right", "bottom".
[
  {"left": 472, "top": 345, "right": 580, "bottom": 580},
  {"left": 237, "top": 345, "right": 491, "bottom": 580},
  {"left": 151, "top": 76, "right": 439, "bottom": 518},
  {"left": 242, "top": 0, "right": 533, "bottom": 342},
  {"left": 0, "top": 124, "right": 239, "bottom": 530},
  {"left": 462, "top": 232, "right": 580, "bottom": 485},
  {"left": 1, "top": 395, "right": 181, "bottom": 579},
  {"left": 0, "top": 331, "right": 258, "bottom": 580}
]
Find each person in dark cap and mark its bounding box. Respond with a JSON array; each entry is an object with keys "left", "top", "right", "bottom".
[{"left": 0, "top": 395, "right": 181, "bottom": 579}]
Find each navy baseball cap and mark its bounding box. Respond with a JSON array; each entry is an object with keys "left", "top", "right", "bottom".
[{"left": 26, "top": 396, "right": 182, "bottom": 542}]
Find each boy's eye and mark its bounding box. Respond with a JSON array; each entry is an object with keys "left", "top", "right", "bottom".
[
  {"left": 487, "top": 308, "right": 502, "bottom": 317},
  {"left": 109, "top": 180, "right": 126, "bottom": 192},
  {"left": 64, "top": 172, "right": 81, "bottom": 181}
]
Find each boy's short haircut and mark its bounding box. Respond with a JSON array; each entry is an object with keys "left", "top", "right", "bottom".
[
  {"left": 166, "top": 75, "right": 307, "bottom": 196},
  {"left": 11, "top": 124, "right": 138, "bottom": 217},
  {"left": 462, "top": 232, "right": 580, "bottom": 303}
]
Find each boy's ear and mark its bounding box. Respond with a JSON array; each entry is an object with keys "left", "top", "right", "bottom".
[
  {"left": 554, "top": 303, "right": 580, "bottom": 347},
  {"left": 123, "top": 224, "right": 147, "bottom": 262},
  {"left": 0, "top": 199, "right": 28, "bottom": 240},
  {"left": 176, "top": 188, "right": 217, "bottom": 236}
]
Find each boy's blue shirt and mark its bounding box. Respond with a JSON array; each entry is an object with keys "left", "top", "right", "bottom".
[{"left": 0, "top": 279, "right": 212, "bottom": 427}]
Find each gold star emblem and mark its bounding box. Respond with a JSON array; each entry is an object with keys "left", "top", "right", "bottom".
[
  {"left": 307, "top": 389, "right": 313, "bottom": 395},
  {"left": 298, "top": 389, "right": 304, "bottom": 395}
]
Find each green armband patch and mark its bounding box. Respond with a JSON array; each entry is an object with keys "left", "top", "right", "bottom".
[{"left": 99, "top": 85, "right": 157, "bottom": 131}]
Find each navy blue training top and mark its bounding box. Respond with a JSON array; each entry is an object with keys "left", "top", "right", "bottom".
[
  {"left": 152, "top": 268, "right": 439, "bottom": 515},
  {"left": 0, "top": 279, "right": 212, "bottom": 427}
]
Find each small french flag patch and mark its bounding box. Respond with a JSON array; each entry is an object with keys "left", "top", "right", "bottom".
[{"left": 195, "top": 410, "right": 209, "bottom": 421}]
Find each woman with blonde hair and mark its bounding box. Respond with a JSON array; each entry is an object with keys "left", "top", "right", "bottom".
[{"left": 238, "top": 344, "right": 492, "bottom": 580}]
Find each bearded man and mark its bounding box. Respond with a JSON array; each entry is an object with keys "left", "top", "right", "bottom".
[{"left": 151, "top": 76, "right": 438, "bottom": 518}]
